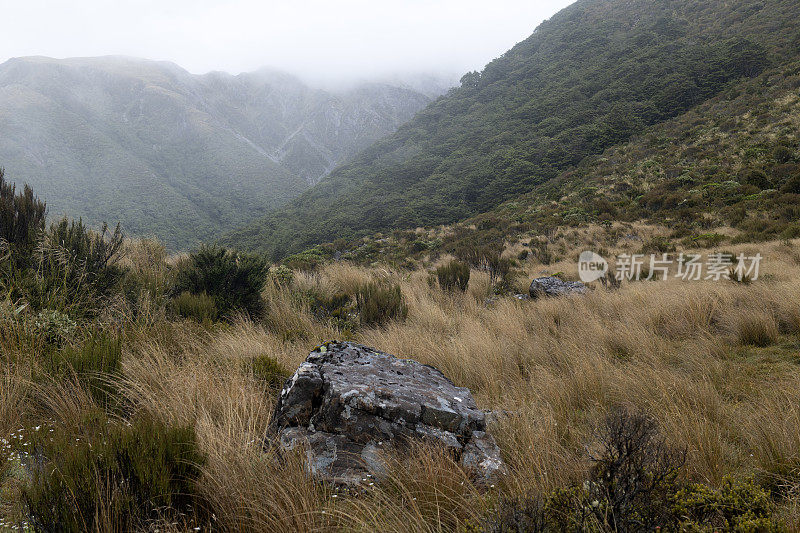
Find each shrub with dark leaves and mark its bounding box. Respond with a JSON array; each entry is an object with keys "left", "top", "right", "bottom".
[
  {"left": 172, "top": 246, "right": 268, "bottom": 319},
  {"left": 0, "top": 169, "right": 46, "bottom": 271},
  {"left": 585, "top": 408, "right": 685, "bottom": 531}
]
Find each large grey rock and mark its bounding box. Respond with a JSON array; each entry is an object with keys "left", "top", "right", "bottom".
[
  {"left": 268, "top": 341, "right": 503, "bottom": 485},
  {"left": 529, "top": 276, "right": 587, "bottom": 299}
]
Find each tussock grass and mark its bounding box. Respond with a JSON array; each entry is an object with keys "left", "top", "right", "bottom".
[{"left": 3, "top": 237, "right": 800, "bottom": 530}]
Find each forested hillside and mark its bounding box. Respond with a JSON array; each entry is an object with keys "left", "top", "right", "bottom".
[
  {"left": 225, "top": 0, "right": 800, "bottom": 258},
  {"left": 457, "top": 59, "right": 800, "bottom": 250},
  {"left": 0, "top": 57, "right": 433, "bottom": 249}
]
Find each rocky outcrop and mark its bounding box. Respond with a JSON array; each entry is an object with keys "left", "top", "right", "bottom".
[
  {"left": 529, "top": 276, "right": 587, "bottom": 299},
  {"left": 268, "top": 341, "right": 503, "bottom": 486}
]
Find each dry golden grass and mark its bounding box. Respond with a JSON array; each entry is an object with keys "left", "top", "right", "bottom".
[
  {"left": 2, "top": 236, "right": 800, "bottom": 530},
  {"left": 0, "top": 368, "right": 26, "bottom": 440}
]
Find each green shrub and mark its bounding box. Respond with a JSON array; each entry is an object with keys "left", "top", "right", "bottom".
[
  {"left": 305, "top": 289, "right": 357, "bottom": 332},
  {"left": 40, "top": 331, "right": 122, "bottom": 407},
  {"left": 485, "top": 409, "right": 783, "bottom": 532},
  {"left": 22, "top": 412, "right": 205, "bottom": 532},
  {"left": 531, "top": 244, "right": 553, "bottom": 265},
  {"left": 436, "top": 261, "right": 471, "bottom": 292},
  {"left": 119, "top": 239, "right": 173, "bottom": 321},
  {"left": 774, "top": 144, "right": 794, "bottom": 164},
  {"left": 0, "top": 185, "right": 125, "bottom": 318},
  {"left": 270, "top": 264, "right": 294, "bottom": 286},
  {"left": 172, "top": 246, "right": 268, "bottom": 319},
  {"left": 690, "top": 233, "right": 727, "bottom": 248},
  {"left": 779, "top": 224, "right": 800, "bottom": 243},
  {"left": 170, "top": 291, "right": 218, "bottom": 323},
  {"left": 0, "top": 169, "right": 47, "bottom": 271},
  {"left": 780, "top": 174, "right": 800, "bottom": 194},
  {"left": 16, "top": 219, "right": 125, "bottom": 318},
  {"left": 463, "top": 249, "right": 512, "bottom": 284},
  {"left": 355, "top": 282, "right": 408, "bottom": 327},
  {"left": 47, "top": 218, "right": 125, "bottom": 297},
  {"left": 282, "top": 247, "right": 329, "bottom": 271},
  {"left": 32, "top": 309, "right": 77, "bottom": 347},
  {"left": 410, "top": 239, "right": 441, "bottom": 253},
  {"left": 744, "top": 169, "right": 773, "bottom": 189},
  {"left": 673, "top": 476, "right": 780, "bottom": 532},
  {"left": 639, "top": 236, "right": 677, "bottom": 254},
  {"left": 309, "top": 291, "right": 352, "bottom": 319},
  {"left": 250, "top": 354, "right": 290, "bottom": 388}
]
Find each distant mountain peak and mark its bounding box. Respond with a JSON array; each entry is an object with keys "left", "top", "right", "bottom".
[{"left": 0, "top": 55, "right": 436, "bottom": 249}]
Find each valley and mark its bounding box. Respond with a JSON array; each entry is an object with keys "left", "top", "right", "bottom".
[
  {"left": 0, "top": 56, "right": 441, "bottom": 249},
  {"left": 2, "top": 0, "right": 800, "bottom": 530}
]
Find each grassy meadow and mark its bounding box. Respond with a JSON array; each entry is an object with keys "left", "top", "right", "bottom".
[{"left": 2, "top": 210, "right": 800, "bottom": 530}]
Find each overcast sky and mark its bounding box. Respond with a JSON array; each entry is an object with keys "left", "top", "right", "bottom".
[{"left": 1, "top": 0, "right": 574, "bottom": 81}]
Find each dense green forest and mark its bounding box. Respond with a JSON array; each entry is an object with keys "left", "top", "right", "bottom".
[{"left": 224, "top": 0, "right": 800, "bottom": 259}]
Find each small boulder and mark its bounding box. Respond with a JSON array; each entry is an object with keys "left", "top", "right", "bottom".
[
  {"left": 268, "top": 341, "right": 504, "bottom": 486},
  {"left": 529, "top": 276, "right": 587, "bottom": 299}
]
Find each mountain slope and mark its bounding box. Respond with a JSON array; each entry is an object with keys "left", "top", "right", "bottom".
[
  {"left": 459, "top": 59, "right": 800, "bottom": 247},
  {"left": 328, "top": 58, "right": 800, "bottom": 269},
  {"left": 224, "top": 0, "right": 800, "bottom": 259},
  {"left": 0, "top": 57, "right": 433, "bottom": 249}
]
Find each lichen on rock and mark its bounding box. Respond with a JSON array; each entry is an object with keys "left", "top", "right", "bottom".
[{"left": 267, "top": 341, "right": 504, "bottom": 486}]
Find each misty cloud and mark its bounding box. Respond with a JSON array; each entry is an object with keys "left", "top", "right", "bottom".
[{"left": 1, "top": 0, "right": 574, "bottom": 81}]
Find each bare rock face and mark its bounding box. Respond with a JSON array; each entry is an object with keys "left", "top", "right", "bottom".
[
  {"left": 268, "top": 341, "right": 503, "bottom": 485},
  {"left": 529, "top": 276, "right": 587, "bottom": 299}
]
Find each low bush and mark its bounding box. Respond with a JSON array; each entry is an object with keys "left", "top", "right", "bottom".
[
  {"left": 436, "top": 261, "right": 471, "bottom": 292},
  {"left": 781, "top": 174, "right": 800, "bottom": 194},
  {"left": 0, "top": 169, "right": 47, "bottom": 271},
  {"left": 32, "top": 309, "right": 78, "bottom": 347},
  {"left": 487, "top": 408, "right": 685, "bottom": 531},
  {"left": 270, "top": 265, "right": 294, "bottom": 286},
  {"left": 250, "top": 354, "right": 290, "bottom": 389},
  {"left": 639, "top": 236, "right": 677, "bottom": 254},
  {"left": 22, "top": 412, "right": 205, "bottom": 532},
  {"left": 690, "top": 232, "right": 727, "bottom": 248},
  {"left": 530, "top": 240, "right": 553, "bottom": 265},
  {"left": 40, "top": 331, "right": 122, "bottom": 407},
  {"left": 172, "top": 246, "right": 268, "bottom": 320},
  {"left": 45, "top": 219, "right": 126, "bottom": 300},
  {"left": 484, "top": 495, "right": 549, "bottom": 533},
  {"left": 170, "top": 291, "right": 219, "bottom": 323},
  {"left": 1, "top": 215, "right": 126, "bottom": 319},
  {"left": 590, "top": 409, "right": 686, "bottom": 529},
  {"left": 355, "top": 282, "right": 408, "bottom": 327},
  {"left": 485, "top": 408, "right": 782, "bottom": 531},
  {"left": 282, "top": 247, "right": 329, "bottom": 271},
  {"left": 119, "top": 238, "right": 173, "bottom": 322},
  {"left": 673, "top": 476, "right": 778, "bottom": 532},
  {"left": 483, "top": 252, "right": 513, "bottom": 284},
  {"left": 309, "top": 291, "right": 352, "bottom": 320}
]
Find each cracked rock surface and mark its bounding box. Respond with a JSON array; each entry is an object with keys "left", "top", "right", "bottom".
[{"left": 268, "top": 341, "right": 503, "bottom": 485}]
